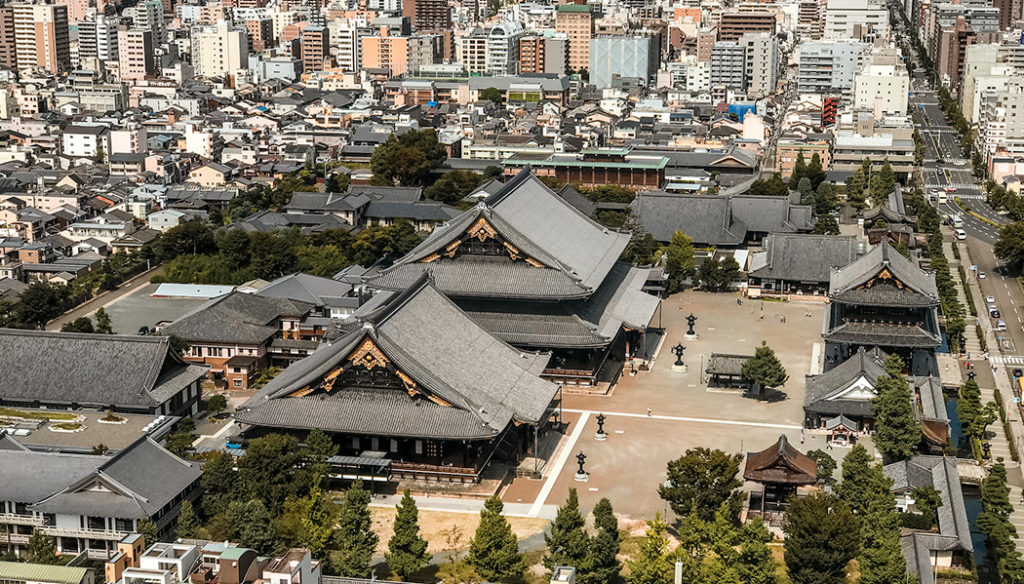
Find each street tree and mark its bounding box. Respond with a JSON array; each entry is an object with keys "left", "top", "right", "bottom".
[
  {"left": 386, "top": 491, "right": 431, "bottom": 579},
  {"left": 658, "top": 447, "right": 743, "bottom": 520}
]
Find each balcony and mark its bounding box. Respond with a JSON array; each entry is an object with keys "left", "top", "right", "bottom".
[{"left": 0, "top": 513, "right": 44, "bottom": 527}]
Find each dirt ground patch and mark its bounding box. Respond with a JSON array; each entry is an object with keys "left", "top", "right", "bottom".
[{"left": 369, "top": 508, "right": 549, "bottom": 555}]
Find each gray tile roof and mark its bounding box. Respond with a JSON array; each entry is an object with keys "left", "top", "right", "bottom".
[
  {"left": 30, "top": 437, "right": 202, "bottom": 518},
  {"left": 162, "top": 292, "right": 314, "bottom": 344},
  {"left": 0, "top": 329, "right": 205, "bottom": 410},
  {"left": 235, "top": 278, "right": 558, "bottom": 440},
  {"left": 630, "top": 191, "right": 744, "bottom": 245},
  {"left": 829, "top": 241, "right": 939, "bottom": 306},
  {"left": 256, "top": 273, "right": 354, "bottom": 306},
  {"left": 368, "top": 170, "right": 631, "bottom": 300},
  {"left": 748, "top": 234, "right": 859, "bottom": 284},
  {"left": 803, "top": 347, "right": 887, "bottom": 417}
]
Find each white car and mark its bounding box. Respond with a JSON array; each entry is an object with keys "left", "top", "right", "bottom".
[
  {"left": 979, "top": 272, "right": 987, "bottom": 279},
  {"left": 987, "top": 296, "right": 996, "bottom": 303}
]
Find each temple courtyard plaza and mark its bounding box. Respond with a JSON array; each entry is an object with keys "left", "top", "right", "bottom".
[{"left": 498, "top": 291, "right": 872, "bottom": 521}]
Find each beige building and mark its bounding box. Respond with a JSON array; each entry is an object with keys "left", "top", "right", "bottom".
[
  {"left": 190, "top": 20, "right": 248, "bottom": 78},
  {"left": 118, "top": 27, "right": 155, "bottom": 81},
  {"left": 555, "top": 4, "right": 592, "bottom": 72},
  {"left": 14, "top": 3, "right": 71, "bottom": 75}
]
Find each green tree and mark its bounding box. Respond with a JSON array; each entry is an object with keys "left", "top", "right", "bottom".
[
  {"left": 871, "top": 373, "right": 921, "bottom": 462},
  {"left": 176, "top": 500, "right": 199, "bottom": 539},
  {"left": 806, "top": 153, "right": 827, "bottom": 189},
  {"left": 581, "top": 498, "right": 620, "bottom": 584},
  {"left": 153, "top": 220, "right": 217, "bottom": 261},
  {"left": 958, "top": 378, "right": 998, "bottom": 445},
  {"left": 93, "top": 307, "right": 113, "bottom": 334},
  {"left": 812, "top": 215, "right": 840, "bottom": 235},
  {"left": 137, "top": 518, "right": 159, "bottom": 545},
  {"left": 846, "top": 168, "right": 868, "bottom": 210},
  {"left": 467, "top": 495, "right": 525, "bottom": 582},
  {"left": 911, "top": 486, "right": 943, "bottom": 529},
  {"left": 797, "top": 177, "right": 814, "bottom": 205},
  {"left": 835, "top": 445, "right": 892, "bottom": 516},
  {"left": 783, "top": 492, "right": 860, "bottom": 584},
  {"left": 995, "top": 222, "right": 1024, "bottom": 270},
  {"left": 350, "top": 221, "right": 424, "bottom": 266},
  {"left": 789, "top": 152, "right": 807, "bottom": 190},
  {"left": 300, "top": 483, "right": 337, "bottom": 560},
  {"left": 200, "top": 450, "right": 238, "bottom": 515},
  {"left": 625, "top": 515, "right": 673, "bottom": 584},
  {"left": 61, "top": 317, "right": 95, "bottom": 333},
  {"left": 227, "top": 499, "right": 278, "bottom": 554},
  {"left": 658, "top": 447, "right": 743, "bottom": 521},
  {"left": 814, "top": 182, "right": 838, "bottom": 215},
  {"left": 334, "top": 480, "right": 378, "bottom": 577},
  {"left": 25, "top": 529, "right": 59, "bottom": 564},
  {"left": 736, "top": 518, "right": 777, "bottom": 584},
  {"left": 425, "top": 170, "right": 487, "bottom": 205},
  {"left": 659, "top": 230, "right": 695, "bottom": 292},
  {"left": 806, "top": 449, "right": 836, "bottom": 483},
  {"left": 740, "top": 342, "right": 789, "bottom": 394},
  {"left": 386, "top": 491, "right": 431, "bottom": 579},
  {"left": 94, "top": 145, "right": 106, "bottom": 164},
  {"left": 15, "top": 281, "right": 70, "bottom": 329},
  {"left": 478, "top": 87, "right": 504, "bottom": 104},
  {"left": 249, "top": 231, "right": 299, "bottom": 280},
  {"left": 869, "top": 159, "right": 896, "bottom": 206},
  {"left": 216, "top": 229, "right": 252, "bottom": 271},
  {"left": 326, "top": 171, "right": 351, "bottom": 193},
  {"left": 207, "top": 394, "right": 227, "bottom": 416},
  {"left": 303, "top": 428, "right": 337, "bottom": 487},
  {"left": 749, "top": 174, "right": 789, "bottom": 197},
  {"left": 544, "top": 488, "right": 589, "bottom": 571},
  {"left": 370, "top": 129, "right": 447, "bottom": 186},
  {"left": 237, "top": 433, "right": 302, "bottom": 513}
]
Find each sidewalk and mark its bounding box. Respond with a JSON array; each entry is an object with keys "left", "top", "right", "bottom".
[{"left": 954, "top": 237, "right": 1024, "bottom": 554}]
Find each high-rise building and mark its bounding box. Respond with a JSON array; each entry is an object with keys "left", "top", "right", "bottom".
[
  {"left": 402, "top": 0, "right": 450, "bottom": 32},
  {"left": 717, "top": 11, "right": 775, "bottom": 42},
  {"left": 361, "top": 27, "right": 439, "bottom": 75},
  {"left": 78, "top": 12, "right": 120, "bottom": 62},
  {"left": 797, "top": 40, "right": 871, "bottom": 93},
  {"left": 519, "top": 34, "right": 568, "bottom": 75},
  {"left": 55, "top": 0, "right": 89, "bottom": 22},
  {"left": 130, "top": 0, "right": 165, "bottom": 43},
  {"left": 852, "top": 49, "right": 911, "bottom": 118},
  {"left": 13, "top": 2, "right": 71, "bottom": 74},
  {"left": 244, "top": 17, "right": 274, "bottom": 52},
  {"left": 0, "top": 5, "right": 19, "bottom": 70},
  {"left": 798, "top": 0, "right": 822, "bottom": 38},
  {"left": 191, "top": 20, "right": 249, "bottom": 77},
  {"left": 555, "top": 3, "right": 592, "bottom": 72},
  {"left": 589, "top": 35, "right": 658, "bottom": 88},
  {"left": 709, "top": 40, "right": 746, "bottom": 91},
  {"left": 695, "top": 26, "right": 716, "bottom": 62},
  {"left": 300, "top": 25, "right": 328, "bottom": 71},
  {"left": 739, "top": 32, "right": 779, "bottom": 96},
  {"left": 118, "top": 26, "right": 154, "bottom": 80}
]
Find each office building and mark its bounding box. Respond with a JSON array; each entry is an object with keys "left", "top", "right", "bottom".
[
  {"left": 555, "top": 3, "right": 592, "bottom": 72},
  {"left": 710, "top": 40, "right": 746, "bottom": 91},
  {"left": 590, "top": 35, "right": 658, "bottom": 88},
  {"left": 740, "top": 32, "right": 779, "bottom": 96},
  {"left": 519, "top": 34, "right": 567, "bottom": 75},
  {"left": 14, "top": 2, "right": 71, "bottom": 74},
  {"left": 823, "top": 0, "right": 888, "bottom": 41},
  {"left": 797, "top": 40, "right": 871, "bottom": 94},
  {"left": 852, "top": 50, "right": 911, "bottom": 117}
]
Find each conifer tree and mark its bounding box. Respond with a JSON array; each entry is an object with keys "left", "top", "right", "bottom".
[
  {"left": 25, "top": 529, "right": 59, "bottom": 564},
  {"left": 544, "top": 488, "right": 590, "bottom": 571},
  {"left": 789, "top": 152, "right": 807, "bottom": 190},
  {"left": 94, "top": 307, "right": 113, "bottom": 334},
  {"left": 334, "top": 480, "right": 378, "bottom": 577},
  {"left": 300, "top": 483, "right": 337, "bottom": 560},
  {"left": 740, "top": 342, "right": 789, "bottom": 394},
  {"left": 783, "top": 492, "right": 860, "bottom": 584},
  {"left": 736, "top": 518, "right": 777, "bottom": 584},
  {"left": 806, "top": 153, "right": 827, "bottom": 189},
  {"left": 227, "top": 499, "right": 278, "bottom": 554},
  {"left": 137, "top": 518, "right": 159, "bottom": 546},
  {"left": 626, "top": 515, "right": 673, "bottom": 584},
  {"left": 386, "top": 491, "right": 431, "bottom": 579},
  {"left": 176, "top": 500, "right": 199, "bottom": 539},
  {"left": 581, "top": 498, "right": 621, "bottom": 584},
  {"left": 835, "top": 445, "right": 891, "bottom": 516},
  {"left": 468, "top": 495, "right": 525, "bottom": 582},
  {"left": 871, "top": 373, "right": 921, "bottom": 462}
]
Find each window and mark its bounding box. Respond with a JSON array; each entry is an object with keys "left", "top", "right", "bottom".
[
  {"left": 233, "top": 379, "right": 242, "bottom": 388},
  {"left": 115, "top": 518, "right": 133, "bottom": 531}
]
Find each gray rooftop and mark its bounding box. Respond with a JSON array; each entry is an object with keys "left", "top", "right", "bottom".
[
  {"left": 162, "top": 292, "right": 314, "bottom": 344},
  {"left": 829, "top": 241, "right": 939, "bottom": 306},
  {"left": 748, "top": 234, "right": 859, "bottom": 284}
]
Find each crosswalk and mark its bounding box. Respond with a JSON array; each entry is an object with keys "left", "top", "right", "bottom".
[
  {"left": 991, "top": 355, "right": 1024, "bottom": 366},
  {"left": 924, "top": 185, "right": 982, "bottom": 193}
]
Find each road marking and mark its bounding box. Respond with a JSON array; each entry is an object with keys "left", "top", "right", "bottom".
[
  {"left": 529, "top": 411, "right": 590, "bottom": 517},
  {"left": 561, "top": 408, "right": 802, "bottom": 430}
]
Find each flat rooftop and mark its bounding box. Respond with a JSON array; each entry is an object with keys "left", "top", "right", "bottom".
[{"left": 0, "top": 407, "right": 176, "bottom": 452}]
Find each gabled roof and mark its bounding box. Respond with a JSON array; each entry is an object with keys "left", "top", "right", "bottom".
[
  {"left": 743, "top": 435, "right": 817, "bottom": 485},
  {"left": 749, "top": 234, "right": 859, "bottom": 284},
  {"left": 366, "top": 170, "right": 631, "bottom": 300},
  {"left": 256, "top": 272, "right": 354, "bottom": 307},
  {"left": 28, "top": 437, "right": 202, "bottom": 518},
  {"left": 234, "top": 277, "right": 559, "bottom": 440},
  {"left": 829, "top": 241, "right": 939, "bottom": 306},
  {"left": 0, "top": 329, "right": 206, "bottom": 409},
  {"left": 804, "top": 347, "right": 888, "bottom": 417},
  {"left": 162, "top": 291, "right": 314, "bottom": 344}
]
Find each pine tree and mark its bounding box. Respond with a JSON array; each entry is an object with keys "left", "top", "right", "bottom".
[
  {"left": 869, "top": 159, "right": 896, "bottom": 205},
  {"left": 783, "top": 492, "right": 860, "bottom": 584},
  {"left": 871, "top": 373, "right": 922, "bottom": 462},
  {"left": 300, "top": 483, "right": 337, "bottom": 560},
  {"left": 806, "top": 153, "right": 827, "bottom": 189},
  {"left": 736, "top": 518, "right": 777, "bottom": 584},
  {"left": 94, "top": 307, "right": 113, "bottom": 334},
  {"left": 797, "top": 178, "right": 814, "bottom": 205},
  {"left": 201, "top": 450, "right": 239, "bottom": 516},
  {"left": 386, "top": 491, "right": 431, "bottom": 579},
  {"left": 334, "top": 480, "right": 379, "bottom": 577},
  {"left": 137, "top": 518, "right": 159, "bottom": 546},
  {"left": 304, "top": 428, "right": 338, "bottom": 487},
  {"left": 846, "top": 169, "right": 868, "bottom": 210},
  {"left": 858, "top": 497, "right": 907, "bottom": 584},
  {"left": 468, "top": 495, "right": 525, "bottom": 582},
  {"left": 626, "top": 516, "right": 673, "bottom": 584},
  {"left": 581, "top": 498, "right": 620, "bottom": 584},
  {"left": 814, "top": 181, "right": 838, "bottom": 215},
  {"left": 176, "top": 500, "right": 199, "bottom": 539},
  {"left": 740, "top": 342, "right": 789, "bottom": 394},
  {"left": 25, "top": 529, "right": 59, "bottom": 564},
  {"left": 544, "top": 488, "right": 590, "bottom": 571}
]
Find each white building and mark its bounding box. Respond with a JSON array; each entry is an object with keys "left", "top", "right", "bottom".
[
  {"left": 191, "top": 20, "right": 249, "bottom": 78},
  {"left": 853, "top": 55, "right": 910, "bottom": 118},
  {"left": 61, "top": 124, "right": 110, "bottom": 158},
  {"left": 823, "top": 0, "right": 888, "bottom": 42},
  {"left": 739, "top": 32, "right": 779, "bottom": 97},
  {"left": 486, "top": 22, "right": 524, "bottom": 75}
]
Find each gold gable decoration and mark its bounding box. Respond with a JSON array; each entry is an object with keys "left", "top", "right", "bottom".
[
  {"left": 467, "top": 216, "right": 499, "bottom": 241},
  {"left": 347, "top": 337, "right": 390, "bottom": 370},
  {"left": 861, "top": 268, "right": 905, "bottom": 290}
]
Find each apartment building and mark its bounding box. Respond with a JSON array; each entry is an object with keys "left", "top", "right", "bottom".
[
  {"left": 555, "top": 4, "right": 593, "bottom": 72},
  {"left": 710, "top": 41, "right": 746, "bottom": 91},
  {"left": 519, "top": 34, "right": 568, "bottom": 75},
  {"left": 191, "top": 20, "right": 249, "bottom": 78},
  {"left": 300, "top": 25, "right": 328, "bottom": 72},
  {"left": 740, "top": 32, "right": 779, "bottom": 97},
  {"left": 797, "top": 40, "right": 872, "bottom": 94},
  {"left": 117, "top": 27, "right": 155, "bottom": 82},
  {"left": 852, "top": 49, "right": 911, "bottom": 117},
  {"left": 717, "top": 11, "right": 776, "bottom": 42},
  {"left": 14, "top": 3, "right": 71, "bottom": 75}
]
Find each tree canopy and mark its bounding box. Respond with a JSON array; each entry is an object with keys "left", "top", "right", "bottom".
[
  {"left": 658, "top": 447, "right": 744, "bottom": 520},
  {"left": 468, "top": 495, "right": 525, "bottom": 582},
  {"left": 334, "top": 480, "right": 379, "bottom": 577},
  {"left": 871, "top": 372, "right": 921, "bottom": 462},
  {"left": 783, "top": 491, "right": 860, "bottom": 584},
  {"left": 370, "top": 129, "right": 447, "bottom": 186},
  {"left": 740, "top": 342, "right": 788, "bottom": 393}
]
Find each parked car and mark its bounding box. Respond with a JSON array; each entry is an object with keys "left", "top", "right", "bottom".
[
  {"left": 979, "top": 272, "right": 987, "bottom": 279},
  {"left": 986, "top": 296, "right": 996, "bottom": 303},
  {"left": 991, "top": 309, "right": 1001, "bottom": 319}
]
